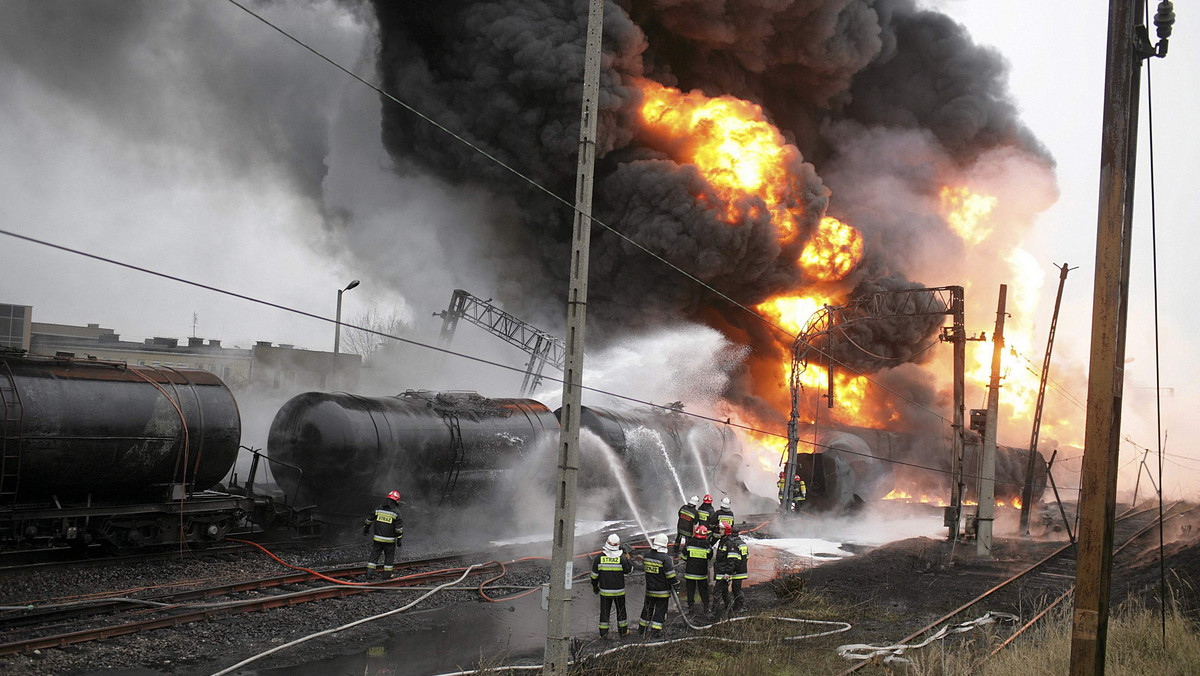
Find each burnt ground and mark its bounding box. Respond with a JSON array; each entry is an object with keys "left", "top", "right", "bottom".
[{"left": 1, "top": 506, "right": 1198, "bottom": 676}]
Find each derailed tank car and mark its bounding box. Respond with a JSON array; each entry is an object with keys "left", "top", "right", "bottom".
[
  {"left": 793, "top": 423, "right": 1048, "bottom": 512},
  {"left": 267, "top": 390, "right": 559, "bottom": 522},
  {"left": 0, "top": 351, "right": 246, "bottom": 549}
]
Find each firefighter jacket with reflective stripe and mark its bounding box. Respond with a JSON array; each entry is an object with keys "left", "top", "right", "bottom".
[
  {"left": 696, "top": 503, "right": 715, "bottom": 530},
  {"left": 734, "top": 537, "right": 749, "bottom": 580},
  {"left": 590, "top": 551, "right": 632, "bottom": 596},
  {"left": 641, "top": 550, "right": 679, "bottom": 598},
  {"left": 364, "top": 502, "right": 403, "bottom": 544},
  {"left": 713, "top": 507, "right": 734, "bottom": 534},
  {"left": 715, "top": 535, "right": 748, "bottom": 579},
  {"left": 676, "top": 504, "right": 698, "bottom": 537},
  {"left": 681, "top": 536, "right": 713, "bottom": 581}
]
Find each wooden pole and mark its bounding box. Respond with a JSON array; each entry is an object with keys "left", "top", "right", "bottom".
[{"left": 1070, "top": 0, "right": 1142, "bottom": 672}]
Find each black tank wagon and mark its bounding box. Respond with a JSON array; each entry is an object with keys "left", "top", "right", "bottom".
[
  {"left": 0, "top": 350, "right": 250, "bottom": 550},
  {"left": 266, "top": 390, "right": 560, "bottom": 521}
]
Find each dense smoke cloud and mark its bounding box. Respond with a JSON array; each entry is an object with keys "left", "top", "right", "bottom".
[{"left": 363, "top": 0, "right": 1053, "bottom": 422}]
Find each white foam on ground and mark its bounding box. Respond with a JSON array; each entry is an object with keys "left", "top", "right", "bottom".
[{"left": 752, "top": 537, "right": 856, "bottom": 564}]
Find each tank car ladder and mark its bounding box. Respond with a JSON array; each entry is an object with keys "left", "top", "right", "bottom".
[
  {"left": 438, "top": 412, "right": 466, "bottom": 505},
  {"left": 0, "top": 359, "right": 23, "bottom": 505}
]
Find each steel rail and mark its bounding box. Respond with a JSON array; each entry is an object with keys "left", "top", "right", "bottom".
[
  {"left": 0, "top": 557, "right": 507, "bottom": 656},
  {"left": 838, "top": 503, "right": 1182, "bottom": 674},
  {"left": 0, "top": 552, "right": 469, "bottom": 631},
  {"left": 973, "top": 503, "right": 1196, "bottom": 670}
]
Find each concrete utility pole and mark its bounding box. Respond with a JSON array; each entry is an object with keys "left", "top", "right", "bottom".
[
  {"left": 948, "top": 287, "right": 966, "bottom": 539},
  {"left": 1020, "top": 263, "right": 1073, "bottom": 534},
  {"left": 977, "top": 284, "right": 1006, "bottom": 557},
  {"left": 543, "top": 0, "right": 604, "bottom": 672},
  {"left": 1071, "top": 1, "right": 1173, "bottom": 672}
]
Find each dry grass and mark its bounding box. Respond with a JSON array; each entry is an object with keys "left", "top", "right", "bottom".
[
  {"left": 529, "top": 585, "right": 1200, "bottom": 676},
  {"left": 908, "top": 595, "right": 1200, "bottom": 676}
]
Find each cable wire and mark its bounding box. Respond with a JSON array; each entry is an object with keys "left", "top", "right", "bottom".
[
  {"left": 0, "top": 227, "right": 1036, "bottom": 491},
  {"left": 1144, "top": 37, "right": 1167, "bottom": 647},
  {"left": 221, "top": 0, "right": 975, "bottom": 438}
]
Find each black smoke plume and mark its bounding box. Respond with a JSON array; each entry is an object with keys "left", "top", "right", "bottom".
[{"left": 368, "top": 0, "right": 1052, "bottom": 420}]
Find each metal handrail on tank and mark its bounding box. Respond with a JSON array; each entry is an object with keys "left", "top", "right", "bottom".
[
  {"left": 236, "top": 445, "right": 306, "bottom": 506},
  {"left": 0, "top": 353, "right": 25, "bottom": 505}
]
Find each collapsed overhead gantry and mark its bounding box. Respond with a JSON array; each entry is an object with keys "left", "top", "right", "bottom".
[
  {"left": 783, "top": 285, "right": 967, "bottom": 536},
  {"left": 435, "top": 289, "right": 566, "bottom": 397}
]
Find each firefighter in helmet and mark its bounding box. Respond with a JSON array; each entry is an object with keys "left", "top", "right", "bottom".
[
  {"left": 590, "top": 533, "right": 633, "bottom": 638},
  {"left": 696, "top": 494, "right": 716, "bottom": 535},
  {"left": 777, "top": 471, "right": 786, "bottom": 505},
  {"left": 363, "top": 490, "right": 403, "bottom": 578},
  {"left": 681, "top": 523, "right": 713, "bottom": 615},
  {"left": 638, "top": 533, "right": 679, "bottom": 636},
  {"left": 713, "top": 522, "right": 749, "bottom": 616},
  {"left": 713, "top": 497, "right": 734, "bottom": 538},
  {"left": 792, "top": 475, "right": 808, "bottom": 510},
  {"left": 674, "top": 496, "right": 699, "bottom": 556}
]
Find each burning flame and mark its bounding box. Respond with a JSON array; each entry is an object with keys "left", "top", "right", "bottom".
[
  {"left": 754, "top": 293, "right": 883, "bottom": 428},
  {"left": 940, "top": 186, "right": 997, "bottom": 245},
  {"left": 639, "top": 80, "right": 808, "bottom": 240},
  {"left": 799, "top": 217, "right": 864, "bottom": 282}
]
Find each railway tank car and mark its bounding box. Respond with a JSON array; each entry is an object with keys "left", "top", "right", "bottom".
[
  {"left": 794, "top": 423, "right": 1048, "bottom": 512},
  {"left": 266, "top": 390, "right": 560, "bottom": 521},
  {"left": 0, "top": 350, "right": 245, "bottom": 549}
]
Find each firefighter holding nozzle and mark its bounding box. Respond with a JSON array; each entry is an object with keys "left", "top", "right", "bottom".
[
  {"left": 681, "top": 523, "right": 713, "bottom": 615},
  {"left": 712, "top": 522, "right": 749, "bottom": 617},
  {"left": 591, "top": 533, "right": 633, "bottom": 638},
  {"left": 638, "top": 533, "right": 679, "bottom": 636}
]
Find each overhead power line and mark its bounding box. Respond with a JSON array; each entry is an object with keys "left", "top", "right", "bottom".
[
  {"left": 1, "top": 227, "right": 1039, "bottom": 492},
  {"left": 221, "top": 0, "right": 966, "bottom": 434}
]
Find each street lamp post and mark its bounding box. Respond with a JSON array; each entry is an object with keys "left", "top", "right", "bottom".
[{"left": 332, "top": 279, "right": 360, "bottom": 390}]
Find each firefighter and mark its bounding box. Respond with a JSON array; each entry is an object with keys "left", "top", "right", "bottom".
[
  {"left": 792, "top": 475, "right": 808, "bottom": 510},
  {"left": 591, "top": 533, "right": 633, "bottom": 638},
  {"left": 362, "top": 489, "right": 403, "bottom": 578},
  {"left": 696, "top": 494, "right": 716, "bottom": 535},
  {"left": 713, "top": 523, "right": 749, "bottom": 616},
  {"left": 638, "top": 533, "right": 679, "bottom": 637},
  {"left": 674, "top": 496, "right": 699, "bottom": 556},
  {"left": 681, "top": 523, "right": 713, "bottom": 615},
  {"left": 777, "top": 471, "right": 786, "bottom": 506},
  {"left": 711, "top": 522, "right": 737, "bottom": 618},
  {"left": 713, "top": 497, "right": 734, "bottom": 537}
]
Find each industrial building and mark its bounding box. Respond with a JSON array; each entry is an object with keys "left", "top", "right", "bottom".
[{"left": 0, "top": 302, "right": 360, "bottom": 392}]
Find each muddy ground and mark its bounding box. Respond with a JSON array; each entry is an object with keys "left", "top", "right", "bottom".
[{"left": 1, "top": 506, "right": 1198, "bottom": 676}]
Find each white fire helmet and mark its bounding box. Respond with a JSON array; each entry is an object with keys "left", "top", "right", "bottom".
[
  {"left": 603, "top": 533, "right": 622, "bottom": 555},
  {"left": 721, "top": 497, "right": 731, "bottom": 508},
  {"left": 689, "top": 495, "right": 700, "bottom": 507},
  {"left": 606, "top": 533, "right": 621, "bottom": 547},
  {"left": 652, "top": 534, "right": 669, "bottom": 552}
]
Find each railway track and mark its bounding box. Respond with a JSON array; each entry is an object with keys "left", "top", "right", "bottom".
[
  {"left": 841, "top": 502, "right": 1190, "bottom": 673},
  {"left": 0, "top": 552, "right": 510, "bottom": 657},
  {"left": 0, "top": 520, "right": 731, "bottom": 659}
]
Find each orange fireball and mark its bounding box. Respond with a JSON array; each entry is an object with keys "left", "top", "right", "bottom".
[
  {"left": 799, "top": 216, "right": 864, "bottom": 281},
  {"left": 639, "top": 80, "right": 807, "bottom": 240}
]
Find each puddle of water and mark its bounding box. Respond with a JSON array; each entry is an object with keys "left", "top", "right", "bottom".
[{"left": 249, "top": 582, "right": 596, "bottom": 676}]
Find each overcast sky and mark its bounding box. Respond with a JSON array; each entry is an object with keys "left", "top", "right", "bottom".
[{"left": 1, "top": 1, "right": 1197, "bottom": 498}]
